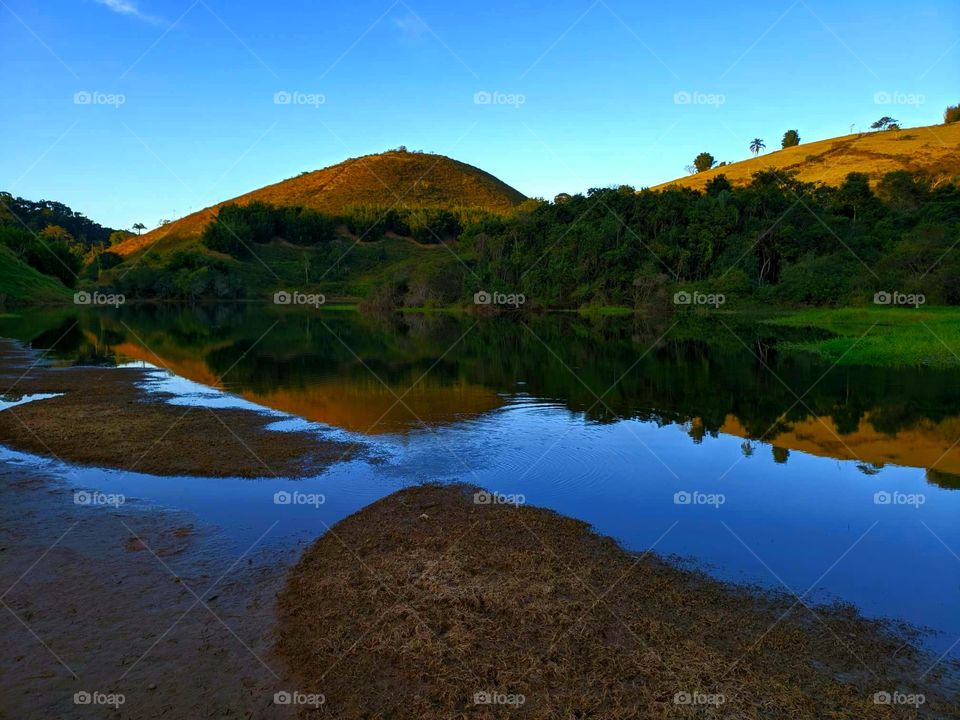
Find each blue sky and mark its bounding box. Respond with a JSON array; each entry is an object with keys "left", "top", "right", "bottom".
[{"left": 1, "top": 0, "right": 957, "bottom": 231}]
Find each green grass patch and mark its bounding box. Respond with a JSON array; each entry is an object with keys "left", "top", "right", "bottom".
[
  {"left": 0, "top": 245, "right": 72, "bottom": 306},
  {"left": 765, "top": 306, "right": 960, "bottom": 367}
]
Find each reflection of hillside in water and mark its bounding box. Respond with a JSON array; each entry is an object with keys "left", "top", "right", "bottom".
[{"left": 6, "top": 305, "right": 960, "bottom": 485}]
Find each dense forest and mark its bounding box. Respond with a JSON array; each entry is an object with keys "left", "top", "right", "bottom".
[
  {"left": 117, "top": 167, "right": 958, "bottom": 308},
  {"left": 6, "top": 167, "right": 960, "bottom": 308}
]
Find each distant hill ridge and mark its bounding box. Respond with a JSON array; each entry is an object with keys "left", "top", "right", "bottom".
[
  {"left": 116, "top": 150, "right": 527, "bottom": 256},
  {"left": 653, "top": 122, "right": 960, "bottom": 192}
]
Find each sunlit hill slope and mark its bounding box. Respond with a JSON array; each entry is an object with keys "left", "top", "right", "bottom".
[
  {"left": 654, "top": 122, "right": 960, "bottom": 191},
  {"left": 115, "top": 150, "right": 526, "bottom": 256}
]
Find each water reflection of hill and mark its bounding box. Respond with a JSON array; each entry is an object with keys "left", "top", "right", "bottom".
[{"left": 4, "top": 304, "right": 959, "bottom": 484}]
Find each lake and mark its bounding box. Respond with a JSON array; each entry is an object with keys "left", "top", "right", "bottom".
[{"left": 3, "top": 303, "right": 959, "bottom": 659}]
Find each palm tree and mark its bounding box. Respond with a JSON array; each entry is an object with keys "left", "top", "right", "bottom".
[
  {"left": 132, "top": 222, "right": 147, "bottom": 235},
  {"left": 749, "top": 138, "right": 765, "bottom": 156}
]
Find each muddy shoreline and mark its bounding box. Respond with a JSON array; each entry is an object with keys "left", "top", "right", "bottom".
[
  {"left": 0, "top": 340, "right": 357, "bottom": 478},
  {"left": 0, "top": 460, "right": 300, "bottom": 719}
]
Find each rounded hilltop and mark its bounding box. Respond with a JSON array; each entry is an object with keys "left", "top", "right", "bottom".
[{"left": 115, "top": 148, "right": 526, "bottom": 255}]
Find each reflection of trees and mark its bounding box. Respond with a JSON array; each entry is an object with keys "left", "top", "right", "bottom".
[{"left": 9, "top": 305, "right": 960, "bottom": 468}]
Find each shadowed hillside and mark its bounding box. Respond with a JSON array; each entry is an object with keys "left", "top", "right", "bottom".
[
  {"left": 655, "top": 122, "right": 960, "bottom": 191},
  {"left": 115, "top": 150, "right": 526, "bottom": 256}
]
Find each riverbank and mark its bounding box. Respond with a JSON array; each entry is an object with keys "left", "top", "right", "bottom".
[
  {"left": 0, "top": 460, "right": 298, "bottom": 719},
  {"left": 0, "top": 340, "right": 357, "bottom": 477},
  {"left": 766, "top": 306, "right": 960, "bottom": 367},
  {"left": 277, "top": 483, "right": 959, "bottom": 719}
]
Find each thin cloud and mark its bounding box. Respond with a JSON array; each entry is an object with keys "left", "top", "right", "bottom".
[{"left": 94, "top": 0, "right": 162, "bottom": 24}]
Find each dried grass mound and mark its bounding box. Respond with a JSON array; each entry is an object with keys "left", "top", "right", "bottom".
[{"left": 277, "top": 483, "right": 959, "bottom": 719}]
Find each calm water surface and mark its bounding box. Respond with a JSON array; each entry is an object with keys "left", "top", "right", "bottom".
[{"left": 2, "top": 304, "right": 959, "bottom": 656}]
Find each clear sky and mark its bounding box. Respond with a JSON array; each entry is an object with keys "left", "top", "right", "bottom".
[{"left": 1, "top": 0, "right": 957, "bottom": 231}]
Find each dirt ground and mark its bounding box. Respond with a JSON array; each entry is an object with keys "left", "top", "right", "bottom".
[
  {"left": 0, "top": 462, "right": 303, "bottom": 719},
  {"left": 0, "top": 339, "right": 357, "bottom": 478},
  {"left": 277, "top": 483, "right": 960, "bottom": 720}
]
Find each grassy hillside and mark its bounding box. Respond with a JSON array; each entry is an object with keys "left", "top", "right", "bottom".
[
  {"left": 0, "top": 245, "right": 71, "bottom": 306},
  {"left": 116, "top": 150, "right": 526, "bottom": 256},
  {"left": 655, "top": 122, "right": 960, "bottom": 191}
]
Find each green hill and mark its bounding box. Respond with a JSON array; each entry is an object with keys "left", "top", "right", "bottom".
[
  {"left": 115, "top": 149, "right": 526, "bottom": 257},
  {"left": 0, "top": 245, "right": 72, "bottom": 306}
]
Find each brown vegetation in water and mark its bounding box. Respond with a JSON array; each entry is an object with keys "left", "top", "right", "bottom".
[
  {"left": 276, "top": 483, "right": 959, "bottom": 719},
  {"left": 0, "top": 341, "right": 356, "bottom": 477}
]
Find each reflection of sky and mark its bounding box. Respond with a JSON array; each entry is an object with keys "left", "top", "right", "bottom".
[
  {"left": 4, "top": 383, "right": 959, "bottom": 659},
  {"left": 0, "top": 393, "right": 62, "bottom": 411}
]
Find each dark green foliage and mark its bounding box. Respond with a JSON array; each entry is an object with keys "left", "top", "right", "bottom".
[
  {"left": 0, "top": 192, "right": 117, "bottom": 250},
  {"left": 946, "top": 105, "right": 960, "bottom": 124},
  {"left": 694, "top": 152, "right": 716, "bottom": 173},
  {"left": 0, "top": 225, "right": 81, "bottom": 288},
  {"left": 781, "top": 130, "right": 801, "bottom": 148}
]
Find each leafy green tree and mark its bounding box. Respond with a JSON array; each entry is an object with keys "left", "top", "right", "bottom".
[
  {"left": 749, "top": 138, "right": 765, "bottom": 156},
  {"left": 870, "top": 116, "right": 897, "bottom": 131},
  {"left": 781, "top": 130, "right": 800, "bottom": 148},
  {"left": 132, "top": 222, "right": 147, "bottom": 235},
  {"left": 945, "top": 104, "right": 960, "bottom": 124},
  {"left": 693, "top": 152, "right": 716, "bottom": 173}
]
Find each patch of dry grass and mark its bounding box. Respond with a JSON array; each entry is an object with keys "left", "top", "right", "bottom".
[
  {"left": 276, "top": 483, "right": 959, "bottom": 719},
  {"left": 654, "top": 122, "right": 960, "bottom": 191},
  {"left": 115, "top": 150, "right": 526, "bottom": 256}
]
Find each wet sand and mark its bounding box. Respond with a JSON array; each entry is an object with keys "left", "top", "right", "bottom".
[
  {"left": 278, "top": 484, "right": 960, "bottom": 719},
  {"left": 0, "top": 340, "right": 357, "bottom": 478},
  {"left": 0, "top": 461, "right": 299, "bottom": 719}
]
